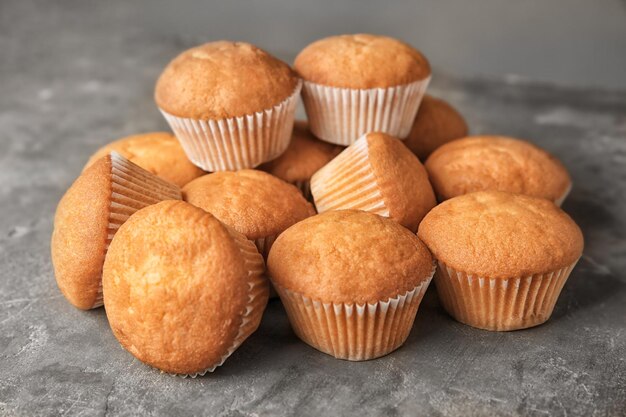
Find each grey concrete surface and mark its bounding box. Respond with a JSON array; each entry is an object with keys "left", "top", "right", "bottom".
[{"left": 1, "top": 1, "right": 626, "bottom": 416}]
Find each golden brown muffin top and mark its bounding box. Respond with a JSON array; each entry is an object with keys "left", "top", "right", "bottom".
[
  {"left": 259, "top": 121, "right": 342, "bottom": 182},
  {"left": 294, "top": 34, "right": 431, "bottom": 88},
  {"left": 102, "top": 200, "right": 263, "bottom": 375},
  {"left": 418, "top": 191, "right": 583, "bottom": 278},
  {"left": 425, "top": 136, "right": 572, "bottom": 202},
  {"left": 268, "top": 210, "right": 433, "bottom": 303},
  {"left": 366, "top": 132, "right": 436, "bottom": 232},
  {"left": 183, "top": 170, "right": 315, "bottom": 240},
  {"left": 404, "top": 95, "right": 469, "bottom": 160},
  {"left": 51, "top": 157, "right": 112, "bottom": 310},
  {"left": 84, "top": 132, "right": 205, "bottom": 187},
  {"left": 155, "top": 41, "right": 299, "bottom": 120}
]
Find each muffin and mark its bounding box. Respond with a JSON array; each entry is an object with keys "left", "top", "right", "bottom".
[
  {"left": 182, "top": 170, "right": 315, "bottom": 259},
  {"left": 418, "top": 191, "right": 584, "bottom": 331},
  {"left": 268, "top": 210, "right": 434, "bottom": 361},
  {"left": 425, "top": 136, "right": 572, "bottom": 205},
  {"left": 84, "top": 132, "right": 205, "bottom": 187},
  {"left": 51, "top": 153, "right": 182, "bottom": 310},
  {"left": 155, "top": 41, "right": 301, "bottom": 171},
  {"left": 311, "top": 132, "right": 436, "bottom": 232},
  {"left": 259, "top": 120, "right": 342, "bottom": 200},
  {"left": 294, "top": 34, "right": 431, "bottom": 145},
  {"left": 103, "top": 201, "right": 268, "bottom": 376},
  {"left": 403, "top": 95, "right": 469, "bottom": 160}
]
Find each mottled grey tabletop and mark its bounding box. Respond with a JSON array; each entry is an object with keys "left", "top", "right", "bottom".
[{"left": 1, "top": 2, "right": 625, "bottom": 417}]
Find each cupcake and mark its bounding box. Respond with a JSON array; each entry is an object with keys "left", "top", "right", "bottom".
[
  {"left": 425, "top": 135, "right": 572, "bottom": 205},
  {"left": 268, "top": 210, "right": 434, "bottom": 361},
  {"left": 51, "top": 153, "right": 182, "bottom": 310},
  {"left": 294, "top": 34, "right": 431, "bottom": 145},
  {"left": 403, "top": 95, "right": 469, "bottom": 160},
  {"left": 155, "top": 41, "right": 301, "bottom": 171},
  {"left": 424, "top": 136, "right": 572, "bottom": 206},
  {"left": 103, "top": 201, "right": 268, "bottom": 376},
  {"left": 310, "top": 132, "right": 436, "bottom": 232},
  {"left": 259, "top": 120, "right": 343, "bottom": 200},
  {"left": 182, "top": 169, "right": 315, "bottom": 259},
  {"left": 84, "top": 132, "right": 205, "bottom": 187},
  {"left": 418, "top": 191, "right": 584, "bottom": 331}
]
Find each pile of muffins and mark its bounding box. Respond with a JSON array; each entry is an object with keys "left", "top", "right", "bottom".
[{"left": 51, "top": 34, "right": 583, "bottom": 376}]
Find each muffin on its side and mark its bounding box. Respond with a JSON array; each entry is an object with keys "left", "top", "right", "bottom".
[
  {"left": 51, "top": 153, "right": 181, "bottom": 310},
  {"left": 403, "top": 95, "right": 469, "bottom": 160},
  {"left": 103, "top": 201, "right": 268, "bottom": 376},
  {"left": 268, "top": 210, "right": 434, "bottom": 361},
  {"left": 294, "top": 34, "right": 431, "bottom": 145},
  {"left": 156, "top": 41, "right": 301, "bottom": 171},
  {"left": 259, "top": 121, "right": 342, "bottom": 200},
  {"left": 311, "top": 132, "right": 436, "bottom": 232},
  {"left": 183, "top": 170, "right": 315, "bottom": 259},
  {"left": 425, "top": 136, "right": 572, "bottom": 205},
  {"left": 84, "top": 132, "right": 205, "bottom": 187},
  {"left": 418, "top": 191, "right": 584, "bottom": 331}
]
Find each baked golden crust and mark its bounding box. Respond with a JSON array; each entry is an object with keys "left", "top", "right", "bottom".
[
  {"left": 404, "top": 95, "right": 469, "bottom": 160},
  {"left": 155, "top": 41, "right": 298, "bottom": 120},
  {"left": 51, "top": 158, "right": 112, "bottom": 310},
  {"left": 182, "top": 170, "right": 315, "bottom": 240},
  {"left": 367, "top": 132, "right": 436, "bottom": 232},
  {"left": 52, "top": 155, "right": 183, "bottom": 310},
  {"left": 268, "top": 210, "right": 433, "bottom": 304},
  {"left": 259, "top": 121, "right": 342, "bottom": 183},
  {"left": 294, "top": 34, "right": 430, "bottom": 88},
  {"left": 417, "top": 191, "right": 584, "bottom": 278},
  {"left": 102, "top": 200, "right": 265, "bottom": 375},
  {"left": 84, "top": 132, "right": 205, "bottom": 187},
  {"left": 425, "top": 136, "right": 571, "bottom": 202}
]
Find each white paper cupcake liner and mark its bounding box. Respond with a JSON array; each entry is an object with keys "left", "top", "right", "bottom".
[
  {"left": 301, "top": 77, "right": 430, "bottom": 146},
  {"left": 274, "top": 266, "right": 434, "bottom": 361},
  {"left": 434, "top": 259, "right": 579, "bottom": 331},
  {"left": 181, "top": 227, "right": 268, "bottom": 377},
  {"left": 92, "top": 152, "right": 182, "bottom": 309},
  {"left": 254, "top": 234, "right": 278, "bottom": 260},
  {"left": 92, "top": 284, "right": 104, "bottom": 309},
  {"left": 555, "top": 182, "right": 572, "bottom": 207},
  {"left": 160, "top": 81, "right": 302, "bottom": 172},
  {"left": 254, "top": 234, "right": 280, "bottom": 298},
  {"left": 310, "top": 135, "right": 389, "bottom": 217}
]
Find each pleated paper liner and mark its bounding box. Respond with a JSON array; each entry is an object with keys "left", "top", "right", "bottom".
[
  {"left": 254, "top": 234, "right": 279, "bottom": 298},
  {"left": 274, "top": 267, "right": 434, "bottom": 361},
  {"left": 301, "top": 76, "right": 430, "bottom": 146},
  {"left": 434, "top": 259, "right": 579, "bottom": 331},
  {"left": 180, "top": 226, "right": 268, "bottom": 378},
  {"left": 254, "top": 234, "right": 278, "bottom": 260},
  {"left": 160, "top": 81, "right": 302, "bottom": 172},
  {"left": 311, "top": 135, "right": 389, "bottom": 217},
  {"left": 92, "top": 152, "right": 182, "bottom": 309},
  {"left": 555, "top": 182, "right": 572, "bottom": 207}
]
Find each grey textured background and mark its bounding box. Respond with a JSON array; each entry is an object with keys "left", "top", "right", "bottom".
[
  {"left": 1, "top": 1, "right": 626, "bottom": 416},
  {"left": 145, "top": 0, "right": 626, "bottom": 90}
]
